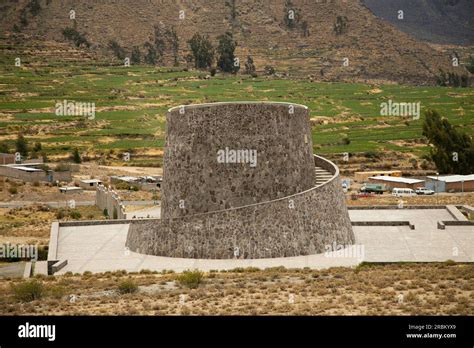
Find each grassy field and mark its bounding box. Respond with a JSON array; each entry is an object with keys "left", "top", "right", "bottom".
[
  {"left": 1, "top": 53, "right": 473, "bottom": 166},
  {"left": 0, "top": 263, "right": 472, "bottom": 315}
]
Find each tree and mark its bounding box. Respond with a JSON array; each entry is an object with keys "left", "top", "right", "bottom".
[
  {"left": 301, "top": 21, "right": 309, "bottom": 37},
  {"left": 187, "top": 34, "right": 214, "bottom": 69},
  {"left": 225, "top": 0, "right": 237, "bottom": 21},
  {"left": 216, "top": 32, "right": 239, "bottom": 74},
  {"left": 131, "top": 46, "right": 141, "bottom": 64},
  {"left": 144, "top": 42, "right": 157, "bottom": 65},
  {"left": 33, "top": 142, "right": 42, "bottom": 152},
  {"left": 15, "top": 133, "right": 28, "bottom": 157},
  {"left": 467, "top": 56, "right": 474, "bottom": 74},
  {"left": 422, "top": 109, "right": 474, "bottom": 174},
  {"left": 31, "top": 141, "right": 42, "bottom": 159},
  {"left": 264, "top": 65, "right": 275, "bottom": 75},
  {"left": 62, "top": 27, "right": 90, "bottom": 48},
  {"left": 437, "top": 69, "right": 469, "bottom": 87},
  {"left": 0, "top": 141, "right": 9, "bottom": 153},
  {"left": 28, "top": 0, "right": 41, "bottom": 16},
  {"left": 108, "top": 40, "right": 126, "bottom": 60},
  {"left": 283, "top": 0, "right": 301, "bottom": 30},
  {"left": 166, "top": 27, "right": 179, "bottom": 66},
  {"left": 72, "top": 148, "right": 82, "bottom": 164},
  {"left": 334, "top": 15, "right": 349, "bottom": 35},
  {"left": 154, "top": 25, "right": 166, "bottom": 64},
  {"left": 244, "top": 56, "right": 256, "bottom": 76}
]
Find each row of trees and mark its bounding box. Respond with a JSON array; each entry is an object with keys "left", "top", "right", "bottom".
[
  {"left": 282, "top": 0, "right": 309, "bottom": 37},
  {"left": 437, "top": 69, "right": 470, "bottom": 88},
  {"left": 187, "top": 31, "right": 241, "bottom": 73},
  {"left": 108, "top": 26, "right": 179, "bottom": 66},
  {"left": 0, "top": 133, "right": 38, "bottom": 158},
  {"left": 107, "top": 29, "right": 248, "bottom": 74},
  {"left": 62, "top": 27, "right": 90, "bottom": 48},
  {"left": 14, "top": 0, "right": 41, "bottom": 31},
  {"left": 0, "top": 133, "right": 46, "bottom": 161},
  {"left": 0, "top": 133, "right": 82, "bottom": 164}
]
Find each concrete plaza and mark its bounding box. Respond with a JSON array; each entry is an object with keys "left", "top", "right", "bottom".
[{"left": 52, "top": 207, "right": 473, "bottom": 274}]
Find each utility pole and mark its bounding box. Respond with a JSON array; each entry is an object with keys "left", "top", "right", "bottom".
[{"left": 436, "top": 172, "right": 439, "bottom": 205}]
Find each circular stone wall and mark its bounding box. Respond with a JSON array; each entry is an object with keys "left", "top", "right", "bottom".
[
  {"left": 126, "top": 102, "right": 355, "bottom": 259},
  {"left": 161, "top": 102, "right": 315, "bottom": 218}
]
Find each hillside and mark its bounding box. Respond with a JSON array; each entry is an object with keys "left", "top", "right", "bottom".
[
  {"left": 0, "top": 0, "right": 471, "bottom": 85},
  {"left": 363, "top": 0, "right": 474, "bottom": 45}
]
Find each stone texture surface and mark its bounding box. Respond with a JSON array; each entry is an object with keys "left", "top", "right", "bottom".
[
  {"left": 162, "top": 102, "right": 315, "bottom": 217},
  {"left": 126, "top": 102, "right": 355, "bottom": 259}
]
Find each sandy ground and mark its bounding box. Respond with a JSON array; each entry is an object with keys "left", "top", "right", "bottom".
[
  {"left": 0, "top": 263, "right": 472, "bottom": 315},
  {"left": 77, "top": 164, "right": 162, "bottom": 178}
]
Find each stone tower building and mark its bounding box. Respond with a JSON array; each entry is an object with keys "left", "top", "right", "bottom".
[{"left": 126, "top": 102, "right": 354, "bottom": 259}]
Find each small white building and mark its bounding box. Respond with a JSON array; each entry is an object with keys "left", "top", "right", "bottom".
[
  {"left": 59, "top": 186, "right": 83, "bottom": 194},
  {"left": 368, "top": 176, "right": 425, "bottom": 190},
  {"left": 426, "top": 174, "right": 474, "bottom": 193},
  {"left": 110, "top": 175, "right": 139, "bottom": 184},
  {"left": 78, "top": 179, "right": 102, "bottom": 190}
]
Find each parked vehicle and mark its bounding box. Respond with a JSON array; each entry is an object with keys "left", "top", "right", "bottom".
[
  {"left": 415, "top": 187, "right": 435, "bottom": 195},
  {"left": 392, "top": 188, "right": 416, "bottom": 197},
  {"left": 342, "top": 182, "right": 349, "bottom": 192},
  {"left": 360, "top": 183, "right": 385, "bottom": 194}
]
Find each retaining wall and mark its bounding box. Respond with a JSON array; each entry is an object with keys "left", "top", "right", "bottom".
[
  {"left": 95, "top": 185, "right": 126, "bottom": 220},
  {"left": 127, "top": 155, "right": 354, "bottom": 259}
]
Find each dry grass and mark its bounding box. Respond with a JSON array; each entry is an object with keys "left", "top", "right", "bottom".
[
  {"left": 0, "top": 263, "right": 472, "bottom": 315},
  {"left": 0, "top": 204, "right": 105, "bottom": 244},
  {"left": 0, "top": 179, "right": 95, "bottom": 203},
  {"left": 346, "top": 192, "right": 474, "bottom": 207}
]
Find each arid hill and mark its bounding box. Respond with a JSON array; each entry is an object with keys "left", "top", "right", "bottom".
[
  {"left": 363, "top": 0, "right": 474, "bottom": 45},
  {"left": 0, "top": 0, "right": 471, "bottom": 85}
]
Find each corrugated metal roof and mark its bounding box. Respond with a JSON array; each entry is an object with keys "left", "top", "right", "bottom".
[
  {"left": 427, "top": 175, "right": 474, "bottom": 183},
  {"left": 59, "top": 186, "right": 82, "bottom": 191},
  {"left": 112, "top": 176, "right": 139, "bottom": 182},
  {"left": 80, "top": 179, "right": 102, "bottom": 183},
  {"left": 10, "top": 166, "right": 42, "bottom": 172},
  {"left": 370, "top": 176, "right": 424, "bottom": 184}
]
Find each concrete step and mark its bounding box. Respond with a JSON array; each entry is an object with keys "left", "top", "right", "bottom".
[
  {"left": 314, "top": 166, "right": 333, "bottom": 185},
  {"left": 33, "top": 261, "right": 49, "bottom": 276}
]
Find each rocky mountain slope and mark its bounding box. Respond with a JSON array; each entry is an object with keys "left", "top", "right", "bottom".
[
  {"left": 0, "top": 0, "right": 470, "bottom": 85},
  {"left": 363, "top": 0, "right": 474, "bottom": 45}
]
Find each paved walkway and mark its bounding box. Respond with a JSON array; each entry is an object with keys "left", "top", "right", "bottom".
[
  {"left": 0, "top": 262, "right": 26, "bottom": 278},
  {"left": 55, "top": 208, "right": 474, "bottom": 274},
  {"left": 126, "top": 206, "right": 161, "bottom": 219}
]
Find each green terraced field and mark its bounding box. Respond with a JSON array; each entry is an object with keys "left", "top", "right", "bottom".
[{"left": 1, "top": 58, "right": 473, "bottom": 164}]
